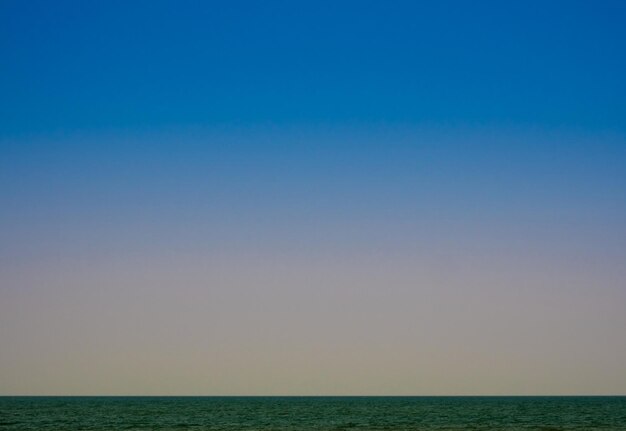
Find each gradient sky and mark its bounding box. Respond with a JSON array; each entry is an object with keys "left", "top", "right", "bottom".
[{"left": 1, "top": 1, "right": 626, "bottom": 395}]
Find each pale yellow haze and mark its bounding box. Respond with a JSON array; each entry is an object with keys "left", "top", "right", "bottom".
[{"left": 2, "top": 249, "right": 625, "bottom": 395}]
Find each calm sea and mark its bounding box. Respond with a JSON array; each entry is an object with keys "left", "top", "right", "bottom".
[{"left": 1, "top": 396, "right": 625, "bottom": 430}]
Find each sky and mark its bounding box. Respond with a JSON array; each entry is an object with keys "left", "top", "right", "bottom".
[{"left": 1, "top": 0, "right": 625, "bottom": 395}]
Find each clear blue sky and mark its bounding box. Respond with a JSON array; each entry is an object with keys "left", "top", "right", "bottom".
[
  {"left": 1, "top": 1, "right": 626, "bottom": 395},
  {"left": 1, "top": 0, "right": 625, "bottom": 134}
]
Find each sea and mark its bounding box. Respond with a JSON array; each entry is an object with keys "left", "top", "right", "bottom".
[{"left": 1, "top": 396, "right": 625, "bottom": 430}]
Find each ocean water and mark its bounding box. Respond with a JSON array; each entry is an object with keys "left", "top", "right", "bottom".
[{"left": 1, "top": 396, "right": 625, "bottom": 430}]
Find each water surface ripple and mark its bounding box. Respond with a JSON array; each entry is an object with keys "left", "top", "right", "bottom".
[{"left": 1, "top": 396, "right": 625, "bottom": 430}]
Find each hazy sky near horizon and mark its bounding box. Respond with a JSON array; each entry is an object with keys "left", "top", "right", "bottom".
[{"left": 1, "top": 1, "right": 626, "bottom": 395}]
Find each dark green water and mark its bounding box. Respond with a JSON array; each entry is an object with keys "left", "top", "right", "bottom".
[{"left": 1, "top": 396, "right": 625, "bottom": 430}]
